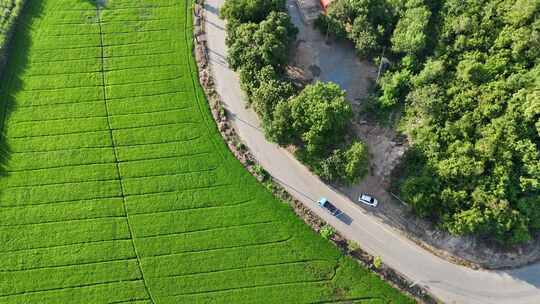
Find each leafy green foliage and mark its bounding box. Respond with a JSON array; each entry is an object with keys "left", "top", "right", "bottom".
[
  {"left": 325, "top": 0, "right": 539, "bottom": 244},
  {"left": 277, "top": 82, "right": 352, "bottom": 155},
  {"left": 251, "top": 65, "right": 295, "bottom": 126},
  {"left": 272, "top": 83, "right": 370, "bottom": 185},
  {"left": 318, "top": 141, "right": 369, "bottom": 184},
  {"left": 226, "top": 11, "right": 297, "bottom": 72},
  {"left": 223, "top": 1, "right": 369, "bottom": 185},
  {"left": 219, "top": 0, "right": 285, "bottom": 23},
  {"left": 316, "top": 0, "right": 398, "bottom": 58},
  {"left": 390, "top": 1, "right": 431, "bottom": 55},
  {"left": 224, "top": 8, "right": 298, "bottom": 141},
  {"left": 373, "top": 256, "right": 383, "bottom": 269},
  {"left": 343, "top": 141, "right": 370, "bottom": 183},
  {"left": 350, "top": 15, "right": 380, "bottom": 58},
  {"left": 320, "top": 225, "right": 336, "bottom": 240},
  {"left": 379, "top": 69, "right": 411, "bottom": 108}
]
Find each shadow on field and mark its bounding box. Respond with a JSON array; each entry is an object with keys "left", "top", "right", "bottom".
[
  {"left": 81, "top": 0, "right": 107, "bottom": 8},
  {"left": 0, "top": 1, "right": 44, "bottom": 178}
]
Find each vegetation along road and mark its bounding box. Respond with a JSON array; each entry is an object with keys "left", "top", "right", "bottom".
[
  {"left": 0, "top": 0, "right": 414, "bottom": 303},
  {"left": 204, "top": 0, "right": 540, "bottom": 303}
]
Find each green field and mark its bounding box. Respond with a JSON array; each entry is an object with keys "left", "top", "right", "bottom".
[{"left": 0, "top": 1, "right": 412, "bottom": 303}]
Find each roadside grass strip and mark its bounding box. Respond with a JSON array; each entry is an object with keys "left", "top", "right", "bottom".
[{"left": 0, "top": 0, "right": 413, "bottom": 303}]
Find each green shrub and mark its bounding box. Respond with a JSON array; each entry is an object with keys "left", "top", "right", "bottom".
[
  {"left": 347, "top": 240, "right": 360, "bottom": 252},
  {"left": 317, "top": 141, "right": 369, "bottom": 185},
  {"left": 320, "top": 225, "right": 336, "bottom": 240},
  {"left": 373, "top": 256, "right": 382, "bottom": 269},
  {"left": 220, "top": 0, "right": 285, "bottom": 24},
  {"left": 323, "top": 0, "right": 540, "bottom": 244},
  {"left": 343, "top": 141, "right": 369, "bottom": 183},
  {"left": 281, "top": 82, "right": 353, "bottom": 155}
]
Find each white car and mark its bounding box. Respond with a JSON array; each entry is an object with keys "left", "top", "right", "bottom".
[{"left": 358, "top": 193, "right": 378, "bottom": 207}]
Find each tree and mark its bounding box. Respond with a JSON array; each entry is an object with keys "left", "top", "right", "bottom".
[
  {"left": 317, "top": 141, "right": 370, "bottom": 184},
  {"left": 350, "top": 15, "right": 380, "bottom": 58},
  {"left": 312, "top": 0, "right": 540, "bottom": 244},
  {"left": 343, "top": 141, "right": 370, "bottom": 183},
  {"left": 378, "top": 69, "right": 410, "bottom": 108},
  {"left": 226, "top": 12, "right": 297, "bottom": 72},
  {"left": 251, "top": 66, "right": 295, "bottom": 125},
  {"left": 220, "top": 0, "right": 285, "bottom": 24},
  {"left": 286, "top": 82, "right": 353, "bottom": 156},
  {"left": 391, "top": 2, "right": 431, "bottom": 55},
  {"left": 319, "top": 149, "right": 345, "bottom": 182},
  {"left": 270, "top": 99, "right": 295, "bottom": 144}
]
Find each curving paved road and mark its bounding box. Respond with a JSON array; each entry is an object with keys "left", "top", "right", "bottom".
[{"left": 203, "top": 1, "right": 540, "bottom": 303}]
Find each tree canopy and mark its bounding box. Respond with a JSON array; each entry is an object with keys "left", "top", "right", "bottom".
[
  {"left": 324, "top": 0, "right": 540, "bottom": 244},
  {"left": 275, "top": 82, "right": 353, "bottom": 155},
  {"left": 222, "top": 1, "right": 370, "bottom": 185}
]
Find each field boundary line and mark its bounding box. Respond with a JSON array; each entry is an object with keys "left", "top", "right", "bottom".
[
  {"left": 6, "top": 151, "right": 212, "bottom": 172},
  {"left": 9, "top": 114, "right": 108, "bottom": 124},
  {"left": 152, "top": 259, "right": 330, "bottom": 280},
  {"left": 94, "top": 4, "right": 155, "bottom": 303},
  {"left": 6, "top": 121, "right": 196, "bottom": 139},
  {"left": 6, "top": 128, "right": 110, "bottom": 139},
  {"left": 0, "top": 195, "right": 124, "bottom": 209},
  {"left": 0, "top": 257, "right": 138, "bottom": 273},
  {"left": 0, "top": 278, "right": 145, "bottom": 298},
  {"left": 1, "top": 183, "right": 231, "bottom": 210},
  {"left": 106, "top": 89, "right": 187, "bottom": 100},
  {"left": 25, "top": 70, "right": 102, "bottom": 77},
  {"left": 145, "top": 236, "right": 293, "bottom": 259},
  {"left": 165, "top": 279, "right": 333, "bottom": 298},
  {"left": 20, "top": 84, "right": 103, "bottom": 92},
  {"left": 0, "top": 238, "right": 133, "bottom": 255},
  {"left": 14, "top": 99, "right": 103, "bottom": 109},
  {"left": 58, "top": 4, "right": 179, "bottom": 12},
  {"left": 0, "top": 177, "right": 120, "bottom": 190},
  {"left": 128, "top": 198, "right": 254, "bottom": 216},
  {"left": 27, "top": 56, "right": 103, "bottom": 64},
  {"left": 103, "top": 63, "right": 188, "bottom": 74},
  {"left": 101, "top": 50, "right": 177, "bottom": 59},
  {"left": 43, "top": 28, "right": 170, "bottom": 38},
  {"left": 0, "top": 215, "right": 127, "bottom": 228},
  {"left": 107, "top": 297, "right": 151, "bottom": 304},
  {"left": 49, "top": 17, "right": 176, "bottom": 25},
  {"left": 105, "top": 75, "right": 184, "bottom": 87},
  {"left": 139, "top": 220, "right": 276, "bottom": 239},
  {"left": 109, "top": 106, "right": 194, "bottom": 116}
]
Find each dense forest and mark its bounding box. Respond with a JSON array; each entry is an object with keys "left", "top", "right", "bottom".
[{"left": 319, "top": 0, "right": 539, "bottom": 244}]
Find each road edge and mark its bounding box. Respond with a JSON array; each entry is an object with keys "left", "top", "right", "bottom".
[{"left": 191, "top": 1, "right": 438, "bottom": 303}]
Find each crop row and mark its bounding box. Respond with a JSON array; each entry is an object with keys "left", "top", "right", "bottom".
[{"left": 0, "top": 0, "right": 412, "bottom": 303}]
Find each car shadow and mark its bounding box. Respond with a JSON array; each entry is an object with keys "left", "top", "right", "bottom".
[
  {"left": 204, "top": 3, "right": 220, "bottom": 16},
  {"left": 336, "top": 213, "right": 353, "bottom": 225}
]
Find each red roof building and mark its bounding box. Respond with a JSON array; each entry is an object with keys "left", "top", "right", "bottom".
[{"left": 320, "top": 0, "right": 333, "bottom": 12}]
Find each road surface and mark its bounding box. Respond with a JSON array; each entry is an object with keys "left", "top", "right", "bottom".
[{"left": 203, "top": 1, "right": 540, "bottom": 303}]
